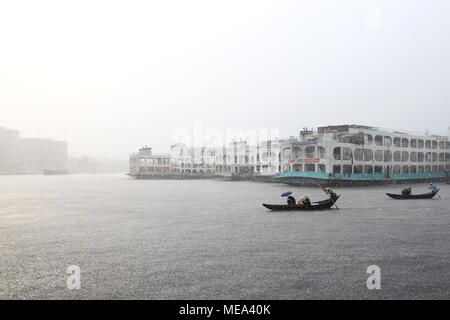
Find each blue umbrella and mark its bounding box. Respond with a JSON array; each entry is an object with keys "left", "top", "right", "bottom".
[{"left": 280, "top": 191, "right": 293, "bottom": 198}]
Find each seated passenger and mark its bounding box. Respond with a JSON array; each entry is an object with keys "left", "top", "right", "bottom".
[
  {"left": 401, "top": 187, "right": 412, "bottom": 196},
  {"left": 298, "top": 195, "right": 311, "bottom": 207},
  {"left": 287, "top": 195, "right": 296, "bottom": 207}
]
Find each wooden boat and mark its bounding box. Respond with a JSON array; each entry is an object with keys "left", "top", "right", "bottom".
[
  {"left": 263, "top": 195, "right": 340, "bottom": 211},
  {"left": 385, "top": 189, "right": 439, "bottom": 200}
]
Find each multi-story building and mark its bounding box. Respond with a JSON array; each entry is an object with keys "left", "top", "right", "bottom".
[
  {"left": 0, "top": 127, "right": 68, "bottom": 175},
  {"left": 18, "top": 138, "right": 68, "bottom": 174},
  {"left": 129, "top": 147, "right": 171, "bottom": 178},
  {"left": 0, "top": 127, "right": 20, "bottom": 174}
]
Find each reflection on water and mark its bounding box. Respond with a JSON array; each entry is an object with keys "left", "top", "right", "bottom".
[{"left": 0, "top": 174, "right": 449, "bottom": 299}]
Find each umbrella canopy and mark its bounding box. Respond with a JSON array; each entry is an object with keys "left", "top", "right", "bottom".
[{"left": 280, "top": 191, "right": 293, "bottom": 198}]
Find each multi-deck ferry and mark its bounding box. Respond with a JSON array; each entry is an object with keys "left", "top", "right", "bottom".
[
  {"left": 129, "top": 125, "right": 450, "bottom": 186},
  {"left": 278, "top": 125, "right": 449, "bottom": 186}
]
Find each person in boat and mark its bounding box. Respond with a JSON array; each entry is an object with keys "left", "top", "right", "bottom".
[
  {"left": 298, "top": 195, "right": 312, "bottom": 207},
  {"left": 325, "top": 187, "right": 337, "bottom": 198},
  {"left": 287, "top": 195, "right": 296, "bottom": 207},
  {"left": 401, "top": 187, "right": 412, "bottom": 196},
  {"left": 429, "top": 183, "right": 438, "bottom": 192}
]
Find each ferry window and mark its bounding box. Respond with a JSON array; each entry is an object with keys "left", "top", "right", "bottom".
[
  {"left": 318, "top": 164, "right": 326, "bottom": 172},
  {"left": 431, "top": 165, "right": 438, "bottom": 172},
  {"left": 394, "top": 151, "right": 401, "bottom": 162},
  {"left": 432, "top": 153, "right": 437, "bottom": 162},
  {"left": 342, "top": 148, "right": 352, "bottom": 160},
  {"left": 446, "top": 153, "right": 450, "bottom": 162},
  {"left": 446, "top": 142, "right": 450, "bottom": 149},
  {"left": 418, "top": 166, "right": 424, "bottom": 173},
  {"left": 425, "top": 152, "right": 432, "bottom": 162},
  {"left": 410, "top": 166, "right": 417, "bottom": 173},
  {"left": 364, "top": 134, "right": 373, "bottom": 145},
  {"left": 393, "top": 137, "right": 401, "bottom": 147},
  {"left": 410, "top": 139, "right": 417, "bottom": 148},
  {"left": 374, "top": 166, "right": 383, "bottom": 174},
  {"left": 293, "top": 164, "right": 302, "bottom": 172},
  {"left": 292, "top": 147, "right": 302, "bottom": 158},
  {"left": 402, "top": 138, "right": 409, "bottom": 148},
  {"left": 384, "top": 150, "right": 392, "bottom": 162},
  {"left": 333, "top": 147, "right": 341, "bottom": 160},
  {"left": 393, "top": 165, "right": 401, "bottom": 174},
  {"left": 439, "top": 165, "right": 444, "bottom": 172},
  {"left": 418, "top": 152, "right": 424, "bottom": 162},
  {"left": 317, "top": 146, "right": 326, "bottom": 158},
  {"left": 305, "top": 146, "right": 316, "bottom": 158},
  {"left": 282, "top": 148, "right": 291, "bottom": 160},
  {"left": 364, "top": 165, "right": 373, "bottom": 174},
  {"left": 439, "top": 153, "right": 445, "bottom": 162},
  {"left": 402, "top": 151, "right": 409, "bottom": 162},
  {"left": 306, "top": 164, "right": 315, "bottom": 172},
  {"left": 384, "top": 136, "right": 392, "bottom": 147},
  {"left": 374, "top": 150, "right": 383, "bottom": 161},
  {"left": 425, "top": 140, "right": 431, "bottom": 149},
  {"left": 410, "top": 152, "right": 418, "bottom": 162},
  {"left": 375, "top": 135, "right": 383, "bottom": 146},
  {"left": 402, "top": 166, "right": 409, "bottom": 174},
  {"left": 418, "top": 139, "right": 424, "bottom": 148},
  {"left": 354, "top": 149, "right": 363, "bottom": 161},
  {"left": 439, "top": 141, "right": 445, "bottom": 149},
  {"left": 364, "top": 149, "right": 373, "bottom": 162},
  {"left": 343, "top": 165, "right": 352, "bottom": 175},
  {"left": 425, "top": 166, "right": 431, "bottom": 173},
  {"left": 353, "top": 165, "right": 363, "bottom": 174},
  {"left": 432, "top": 141, "right": 437, "bottom": 149},
  {"left": 333, "top": 165, "right": 341, "bottom": 174}
]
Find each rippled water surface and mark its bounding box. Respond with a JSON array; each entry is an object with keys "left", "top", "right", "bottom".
[{"left": 0, "top": 174, "right": 449, "bottom": 299}]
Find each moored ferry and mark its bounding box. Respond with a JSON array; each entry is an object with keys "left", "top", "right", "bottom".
[
  {"left": 279, "top": 125, "right": 449, "bottom": 186},
  {"left": 129, "top": 125, "right": 450, "bottom": 186}
]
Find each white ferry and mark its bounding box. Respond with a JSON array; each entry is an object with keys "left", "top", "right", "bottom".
[
  {"left": 278, "top": 125, "right": 449, "bottom": 186},
  {"left": 129, "top": 125, "right": 450, "bottom": 185}
]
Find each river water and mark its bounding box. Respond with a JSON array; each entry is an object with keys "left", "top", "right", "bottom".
[{"left": 0, "top": 174, "right": 449, "bottom": 299}]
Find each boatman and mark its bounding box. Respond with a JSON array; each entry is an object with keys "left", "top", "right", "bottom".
[
  {"left": 429, "top": 183, "right": 439, "bottom": 192},
  {"left": 325, "top": 188, "right": 337, "bottom": 198}
]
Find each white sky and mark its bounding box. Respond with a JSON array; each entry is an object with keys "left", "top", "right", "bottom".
[{"left": 1, "top": 0, "right": 449, "bottom": 159}]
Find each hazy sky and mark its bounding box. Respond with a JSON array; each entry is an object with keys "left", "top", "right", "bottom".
[{"left": 1, "top": 0, "right": 449, "bottom": 159}]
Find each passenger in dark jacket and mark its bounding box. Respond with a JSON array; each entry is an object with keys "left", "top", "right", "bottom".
[
  {"left": 401, "top": 187, "right": 412, "bottom": 196},
  {"left": 287, "top": 196, "right": 296, "bottom": 207}
]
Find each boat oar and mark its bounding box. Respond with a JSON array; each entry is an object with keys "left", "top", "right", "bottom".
[{"left": 316, "top": 183, "right": 339, "bottom": 210}]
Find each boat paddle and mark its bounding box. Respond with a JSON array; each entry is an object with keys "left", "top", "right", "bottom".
[{"left": 316, "top": 183, "right": 339, "bottom": 210}]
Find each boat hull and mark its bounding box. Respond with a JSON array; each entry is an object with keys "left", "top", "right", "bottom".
[
  {"left": 263, "top": 196, "right": 340, "bottom": 211},
  {"left": 385, "top": 190, "right": 439, "bottom": 200}
]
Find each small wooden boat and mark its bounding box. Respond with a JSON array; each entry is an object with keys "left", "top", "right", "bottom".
[
  {"left": 385, "top": 190, "right": 439, "bottom": 200},
  {"left": 263, "top": 195, "right": 340, "bottom": 211}
]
